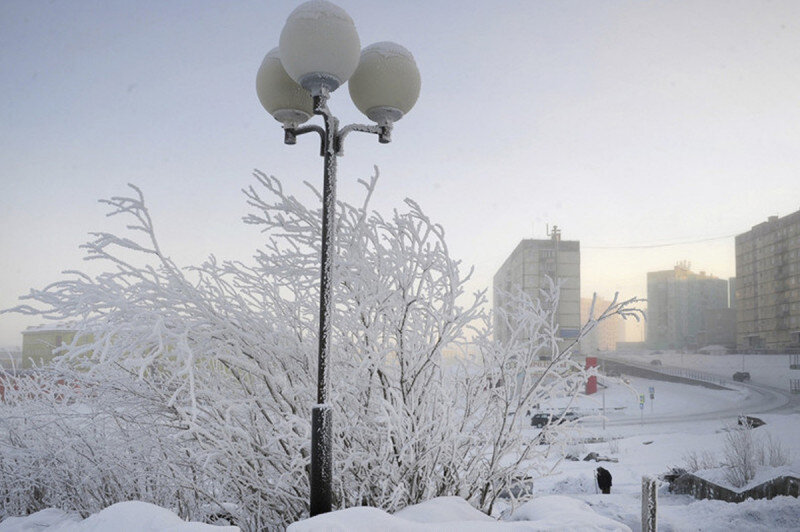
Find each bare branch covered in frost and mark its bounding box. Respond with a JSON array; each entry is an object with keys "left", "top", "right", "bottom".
[{"left": 0, "top": 169, "right": 643, "bottom": 529}]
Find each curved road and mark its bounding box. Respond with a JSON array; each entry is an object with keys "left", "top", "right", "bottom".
[{"left": 584, "top": 358, "right": 799, "bottom": 428}]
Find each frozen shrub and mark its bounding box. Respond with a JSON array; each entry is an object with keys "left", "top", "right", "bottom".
[
  {"left": 683, "top": 450, "right": 718, "bottom": 472},
  {"left": 1, "top": 170, "right": 642, "bottom": 528},
  {"left": 723, "top": 427, "right": 757, "bottom": 487},
  {"left": 722, "top": 426, "right": 791, "bottom": 488},
  {"left": 761, "top": 433, "right": 791, "bottom": 468},
  {"left": 682, "top": 425, "right": 793, "bottom": 490}
]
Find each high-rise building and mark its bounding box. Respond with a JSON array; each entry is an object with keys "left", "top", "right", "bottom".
[
  {"left": 735, "top": 209, "right": 800, "bottom": 351},
  {"left": 646, "top": 262, "right": 729, "bottom": 350},
  {"left": 493, "top": 228, "right": 580, "bottom": 349},
  {"left": 580, "top": 296, "right": 621, "bottom": 352}
]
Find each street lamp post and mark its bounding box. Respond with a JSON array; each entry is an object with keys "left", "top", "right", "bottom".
[{"left": 255, "top": 0, "right": 420, "bottom": 516}]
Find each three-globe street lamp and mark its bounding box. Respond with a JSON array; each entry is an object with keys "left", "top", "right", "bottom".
[{"left": 255, "top": 0, "right": 420, "bottom": 517}]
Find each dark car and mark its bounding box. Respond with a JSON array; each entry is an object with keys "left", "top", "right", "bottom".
[
  {"left": 650, "top": 359, "right": 662, "bottom": 366},
  {"left": 530, "top": 411, "right": 580, "bottom": 428},
  {"left": 733, "top": 371, "right": 751, "bottom": 382}
]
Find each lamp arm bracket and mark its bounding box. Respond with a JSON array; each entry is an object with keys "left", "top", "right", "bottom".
[
  {"left": 284, "top": 124, "right": 325, "bottom": 147},
  {"left": 336, "top": 122, "right": 393, "bottom": 155}
]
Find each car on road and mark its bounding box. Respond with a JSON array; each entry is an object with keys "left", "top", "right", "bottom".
[
  {"left": 650, "top": 359, "right": 662, "bottom": 366},
  {"left": 732, "top": 371, "right": 751, "bottom": 382},
  {"left": 530, "top": 411, "right": 580, "bottom": 428}
]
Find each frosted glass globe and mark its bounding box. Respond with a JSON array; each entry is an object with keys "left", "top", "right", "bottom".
[
  {"left": 279, "top": 0, "right": 361, "bottom": 93},
  {"left": 256, "top": 47, "right": 313, "bottom": 126},
  {"left": 348, "top": 42, "right": 421, "bottom": 123}
]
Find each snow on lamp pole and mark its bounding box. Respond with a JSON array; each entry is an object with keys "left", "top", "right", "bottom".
[{"left": 256, "top": 0, "right": 421, "bottom": 517}]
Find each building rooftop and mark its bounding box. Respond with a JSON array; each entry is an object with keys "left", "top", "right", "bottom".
[{"left": 22, "top": 323, "right": 77, "bottom": 334}]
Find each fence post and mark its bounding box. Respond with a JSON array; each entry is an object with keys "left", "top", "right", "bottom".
[{"left": 642, "top": 475, "right": 657, "bottom": 532}]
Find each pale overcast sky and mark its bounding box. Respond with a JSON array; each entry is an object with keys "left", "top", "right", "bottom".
[{"left": 2, "top": 0, "right": 800, "bottom": 347}]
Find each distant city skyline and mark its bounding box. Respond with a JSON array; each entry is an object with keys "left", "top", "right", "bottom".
[{"left": 3, "top": 1, "right": 800, "bottom": 347}]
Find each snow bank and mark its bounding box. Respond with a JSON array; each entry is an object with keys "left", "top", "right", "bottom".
[
  {"left": 393, "top": 496, "right": 495, "bottom": 523},
  {"left": 664, "top": 495, "right": 800, "bottom": 531},
  {"left": 507, "top": 495, "right": 632, "bottom": 531},
  {"left": 0, "top": 508, "right": 81, "bottom": 531},
  {"left": 0, "top": 502, "right": 239, "bottom": 532},
  {"left": 287, "top": 496, "right": 630, "bottom": 531}
]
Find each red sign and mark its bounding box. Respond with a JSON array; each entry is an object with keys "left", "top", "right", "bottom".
[{"left": 585, "top": 356, "right": 598, "bottom": 395}]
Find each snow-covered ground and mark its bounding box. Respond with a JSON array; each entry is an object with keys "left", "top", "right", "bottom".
[
  {"left": 524, "top": 408, "right": 800, "bottom": 531},
  {"left": 3, "top": 357, "right": 799, "bottom": 531},
  {"left": 509, "top": 359, "right": 800, "bottom": 531},
  {"left": 0, "top": 502, "right": 238, "bottom": 532}
]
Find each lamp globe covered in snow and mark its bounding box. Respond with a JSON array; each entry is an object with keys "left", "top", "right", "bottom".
[
  {"left": 279, "top": 0, "right": 361, "bottom": 95},
  {"left": 349, "top": 42, "right": 421, "bottom": 125},
  {"left": 255, "top": 47, "right": 314, "bottom": 127},
  {"left": 258, "top": 0, "right": 420, "bottom": 518}
]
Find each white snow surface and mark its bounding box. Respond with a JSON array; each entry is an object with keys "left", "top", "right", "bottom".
[
  {"left": 506, "top": 496, "right": 631, "bottom": 531},
  {"left": 0, "top": 502, "right": 239, "bottom": 532},
  {"left": 287, "top": 496, "right": 631, "bottom": 531}
]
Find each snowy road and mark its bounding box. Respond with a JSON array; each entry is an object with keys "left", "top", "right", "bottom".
[
  {"left": 588, "top": 355, "right": 800, "bottom": 428},
  {"left": 561, "top": 367, "right": 796, "bottom": 434},
  {"left": 596, "top": 381, "right": 791, "bottom": 428}
]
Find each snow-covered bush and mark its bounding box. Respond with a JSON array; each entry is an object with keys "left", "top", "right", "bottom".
[
  {"left": 682, "top": 424, "right": 792, "bottom": 489},
  {"left": 723, "top": 426, "right": 791, "bottom": 488},
  {"left": 723, "top": 426, "right": 758, "bottom": 488},
  {"left": 1, "top": 170, "right": 641, "bottom": 529},
  {"left": 683, "top": 450, "right": 717, "bottom": 472},
  {"left": 0, "top": 367, "right": 225, "bottom": 523}
]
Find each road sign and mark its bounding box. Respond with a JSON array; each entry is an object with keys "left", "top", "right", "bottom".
[
  {"left": 639, "top": 393, "right": 645, "bottom": 410},
  {"left": 649, "top": 386, "right": 655, "bottom": 400}
]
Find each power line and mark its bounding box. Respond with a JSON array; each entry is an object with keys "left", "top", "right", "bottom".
[{"left": 585, "top": 233, "right": 736, "bottom": 250}]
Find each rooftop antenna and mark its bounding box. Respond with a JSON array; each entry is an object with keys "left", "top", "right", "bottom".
[{"left": 547, "top": 224, "right": 561, "bottom": 242}]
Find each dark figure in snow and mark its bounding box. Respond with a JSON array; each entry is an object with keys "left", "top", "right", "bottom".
[{"left": 596, "top": 466, "right": 612, "bottom": 494}]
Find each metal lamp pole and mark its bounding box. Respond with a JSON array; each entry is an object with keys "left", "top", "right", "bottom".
[
  {"left": 256, "top": 2, "right": 420, "bottom": 516},
  {"left": 285, "top": 91, "right": 390, "bottom": 515}
]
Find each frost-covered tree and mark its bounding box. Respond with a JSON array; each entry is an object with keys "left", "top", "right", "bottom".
[{"left": 0, "top": 169, "right": 641, "bottom": 529}]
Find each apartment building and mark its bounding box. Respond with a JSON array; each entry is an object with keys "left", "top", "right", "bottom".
[
  {"left": 735, "top": 209, "right": 800, "bottom": 351},
  {"left": 646, "top": 262, "right": 728, "bottom": 350},
  {"left": 493, "top": 228, "right": 580, "bottom": 351}
]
